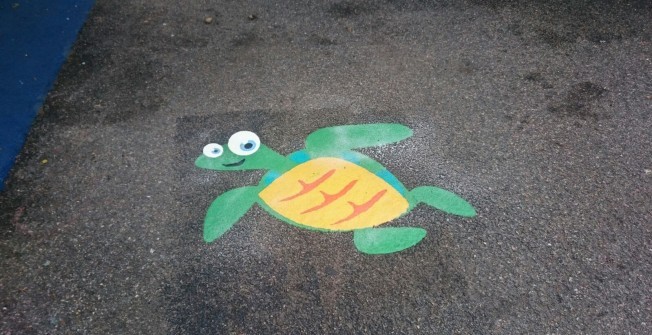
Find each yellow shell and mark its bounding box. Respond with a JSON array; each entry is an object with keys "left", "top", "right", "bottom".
[{"left": 259, "top": 157, "right": 409, "bottom": 231}]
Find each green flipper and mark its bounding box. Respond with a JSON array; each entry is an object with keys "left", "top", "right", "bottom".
[
  {"left": 305, "top": 123, "right": 413, "bottom": 155},
  {"left": 353, "top": 227, "right": 427, "bottom": 254},
  {"left": 204, "top": 186, "right": 260, "bottom": 242},
  {"left": 411, "top": 186, "right": 476, "bottom": 217}
]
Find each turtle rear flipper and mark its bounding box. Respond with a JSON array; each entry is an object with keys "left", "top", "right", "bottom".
[
  {"left": 204, "top": 186, "right": 260, "bottom": 242},
  {"left": 305, "top": 123, "right": 413, "bottom": 155},
  {"left": 410, "top": 186, "right": 476, "bottom": 217},
  {"left": 353, "top": 227, "right": 426, "bottom": 254}
]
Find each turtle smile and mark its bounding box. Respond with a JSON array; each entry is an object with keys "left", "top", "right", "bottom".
[{"left": 223, "top": 159, "right": 245, "bottom": 167}]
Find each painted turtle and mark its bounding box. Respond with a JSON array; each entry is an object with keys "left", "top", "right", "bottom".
[{"left": 195, "top": 124, "right": 475, "bottom": 254}]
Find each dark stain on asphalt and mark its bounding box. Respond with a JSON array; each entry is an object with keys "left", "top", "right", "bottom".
[
  {"left": 43, "top": 55, "right": 167, "bottom": 125},
  {"left": 38, "top": 2, "right": 216, "bottom": 126},
  {"left": 162, "top": 230, "right": 477, "bottom": 333},
  {"left": 535, "top": 28, "right": 576, "bottom": 47},
  {"left": 309, "top": 34, "right": 337, "bottom": 46},
  {"left": 495, "top": 0, "right": 651, "bottom": 47},
  {"left": 548, "top": 82, "right": 607, "bottom": 120},
  {"left": 505, "top": 22, "right": 523, "bottom": 36},
  {"left": 457, "top": 58, "right": 477, "bottom": 75},
  {"left": 328, "top": 1, "right": 378, "bottom": 18},
  {"left": 231, "top": 31, "right": 259, "bottom": 48},
  {"left": 524, "top": 72, "right": 553, "bottom": 89},
  {"left": 164, "top": 261, "right": 290, "bottom": 334}
]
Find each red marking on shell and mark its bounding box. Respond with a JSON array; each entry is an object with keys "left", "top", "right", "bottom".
[
  {"left": 281, "top": 169, "right": 335, "bottom": 202},
  {"left": 331, "top": 189, "right": 388, "bottom": 225},
  {"left": 300, "top": 180, "right": 358, "bottom": 214}
]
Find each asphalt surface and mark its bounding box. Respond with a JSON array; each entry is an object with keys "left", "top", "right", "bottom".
[{"left": 1, "top": 0, "right": 651, "bottom": 334}]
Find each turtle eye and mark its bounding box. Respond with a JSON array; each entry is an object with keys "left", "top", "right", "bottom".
[
  {"left": 228, "top": 131, "right": 260, "bottom": 156},
  {"left": 203, "top": 143, "right": 224, "bottom": 158}
]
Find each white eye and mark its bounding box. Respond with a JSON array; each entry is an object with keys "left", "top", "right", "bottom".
[
  {"left": 202, "top": 143, "right": 224, "bottom": 158},
  {"left": 228, "top": 131, "right": 260, "bottom": 156}
]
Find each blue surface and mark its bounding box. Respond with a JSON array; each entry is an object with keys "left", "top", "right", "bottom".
[{"left": 0, "top": 0, "right": 94, "bottom": 190}]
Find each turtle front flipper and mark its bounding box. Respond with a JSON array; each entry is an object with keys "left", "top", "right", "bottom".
[
  {"left": 410, "top": 186, "right": 476, "bottom": 217},
  {"left": 353, "top": 227, "right": 427, "bottom": 254},
  {"left": 203, "top": 185, "right": 260, "bottom": 242},
  {"left": 305, "top": 124, "right": 413, "bottom": 155}
]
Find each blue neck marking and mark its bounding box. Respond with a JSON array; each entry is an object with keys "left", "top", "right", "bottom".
[{"left": 261, "top": 150, "right": 311, "bottom": 185}]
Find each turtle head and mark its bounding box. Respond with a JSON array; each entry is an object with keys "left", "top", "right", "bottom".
[{"left": 195, "top": 131, "right": 290, "bottom": 171}]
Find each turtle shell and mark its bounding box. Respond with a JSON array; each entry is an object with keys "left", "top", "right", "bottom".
[{"left": 259, "top": 157, "right": 409, "bottom": 231}]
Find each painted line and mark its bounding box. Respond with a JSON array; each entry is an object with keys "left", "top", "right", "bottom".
[{"left": 0, "top": 1, "right": 95, "bottom": 190}]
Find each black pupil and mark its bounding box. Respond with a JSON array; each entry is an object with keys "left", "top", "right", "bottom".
[{"left": 244, "top": 142, "right": 253, "bottom": 149}]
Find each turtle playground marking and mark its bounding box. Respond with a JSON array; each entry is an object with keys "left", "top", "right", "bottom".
[{"left": 195, "top": 124, "right": 476, "bottom": 254}]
